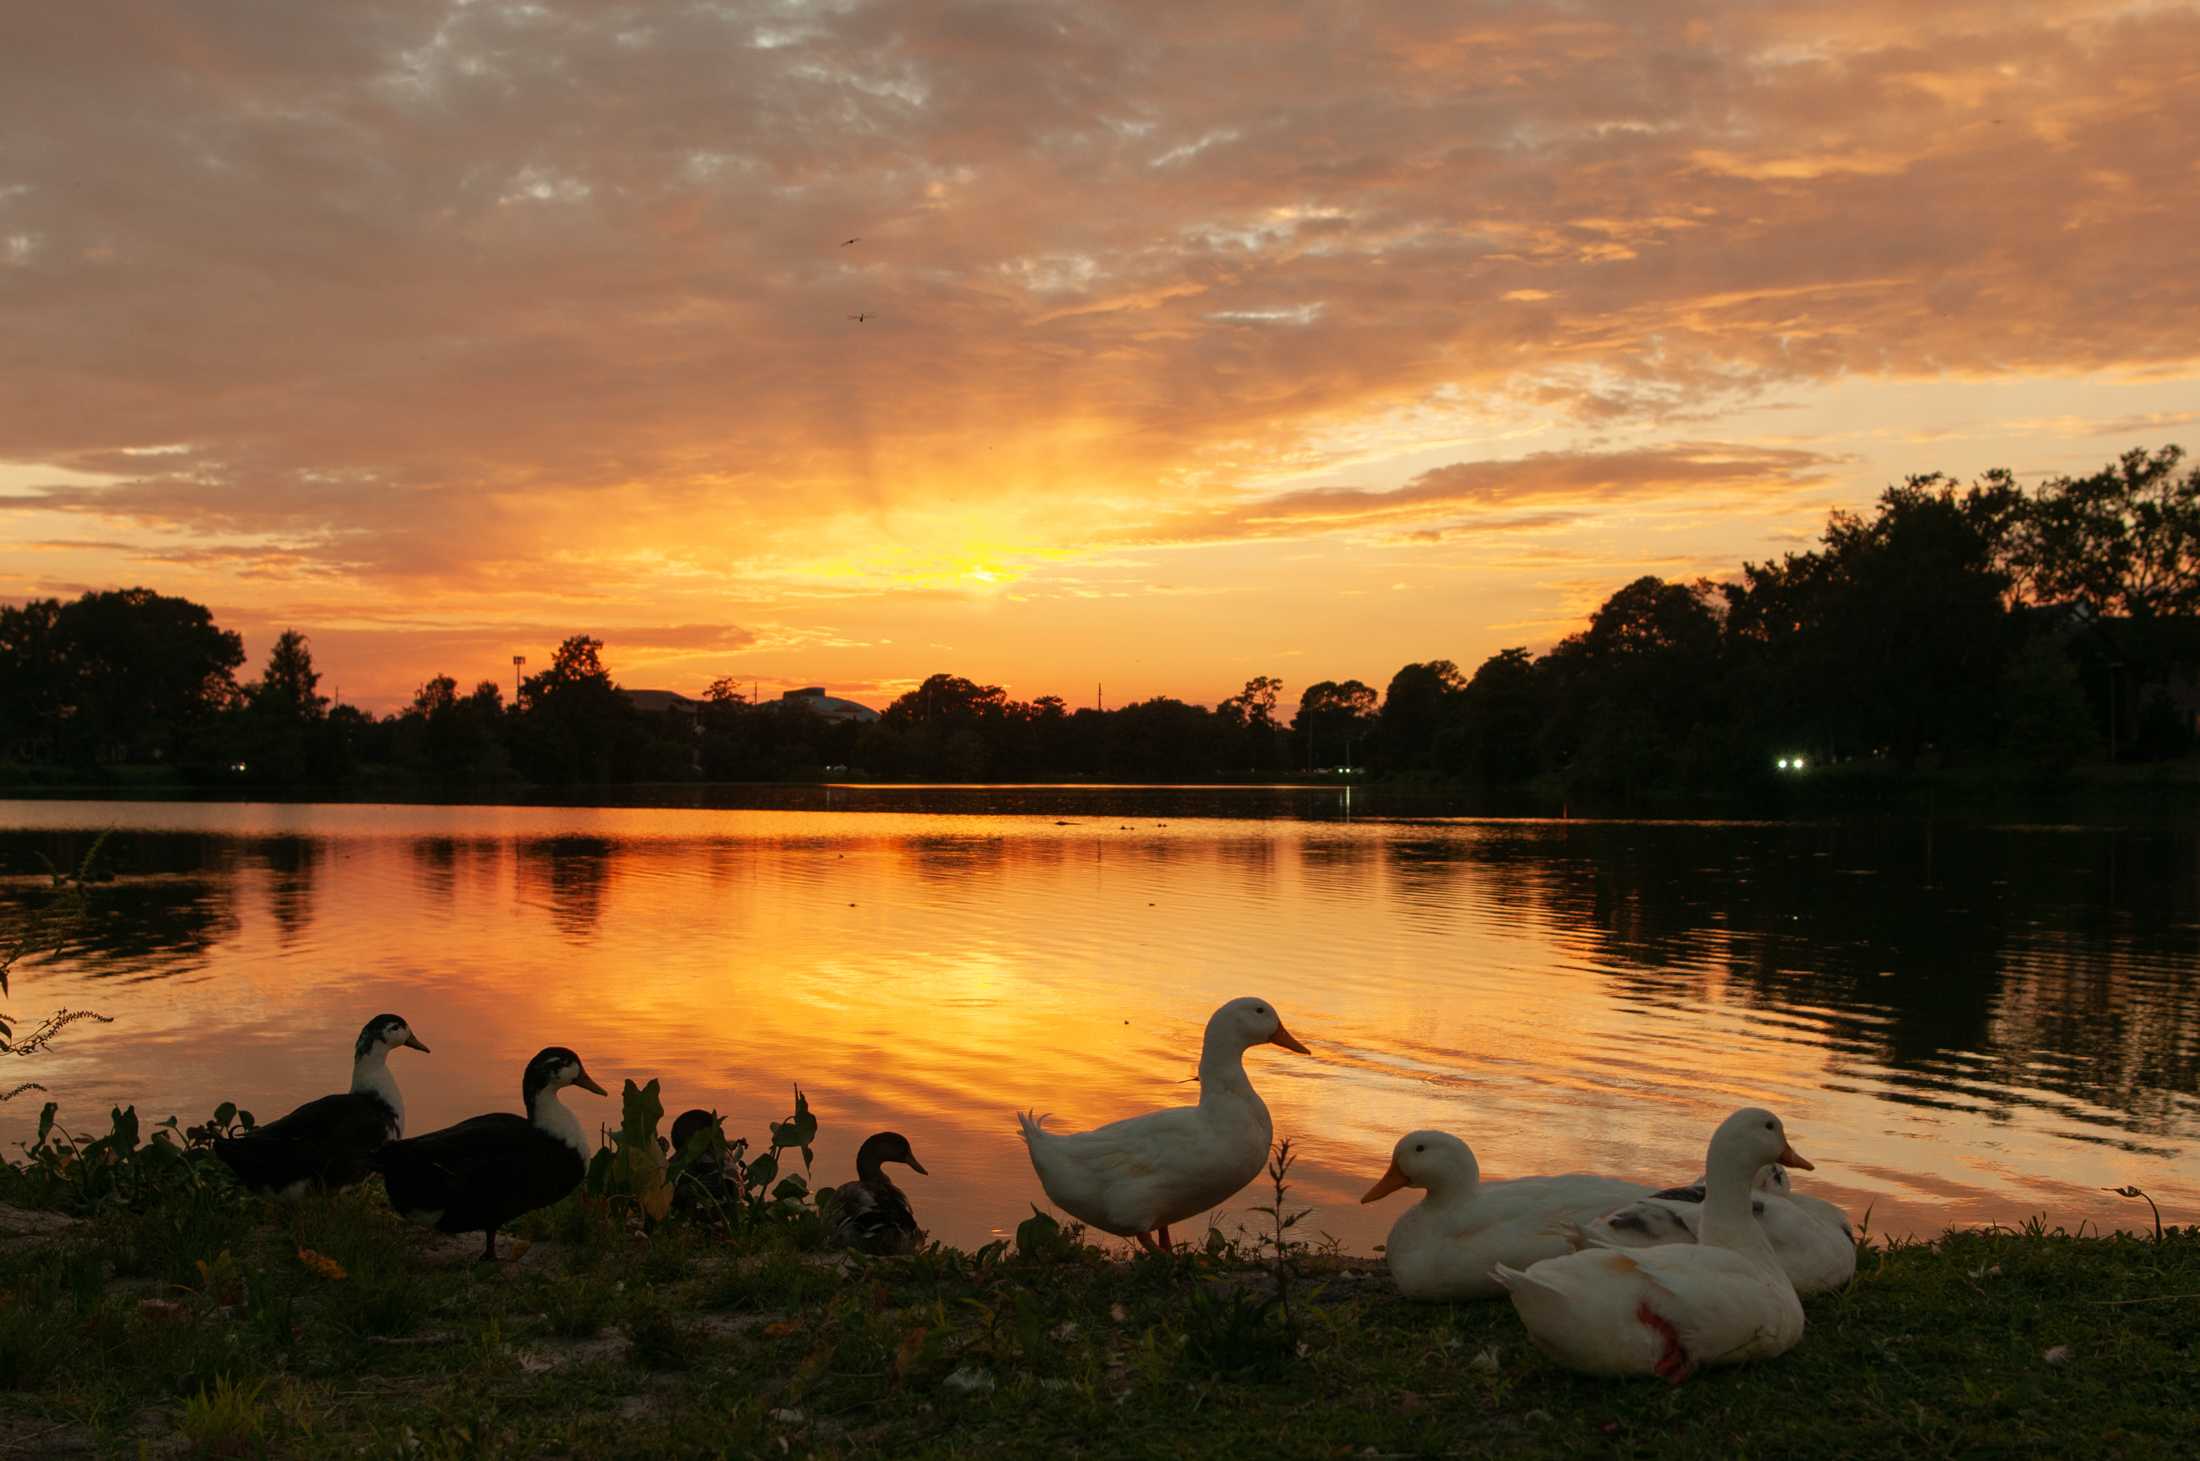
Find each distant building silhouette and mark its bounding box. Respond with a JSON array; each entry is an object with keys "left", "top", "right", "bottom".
[
  {"left": 781, "top": 686, "right": 881, "bottom": 724},
  {"left": 623, "top": 689, "right": 704, "bottom": 720}
]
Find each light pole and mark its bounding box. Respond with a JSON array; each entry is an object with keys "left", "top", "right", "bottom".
[{"left": 512, "top": 655, "right": 526, "bottom": 705}]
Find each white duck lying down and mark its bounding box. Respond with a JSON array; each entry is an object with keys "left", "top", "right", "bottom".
[
  {"left": 1579, "top": 1164, "right": 1858, "bottom": 1295},
  {"left": 1361, "top": 1130, "right": 1651, "bottom": 1300},
  {"left": 1017, "top": 996, "right": 1309, "bottom": 1252},
  {"left": 1495, "top": 1107, "right": 1813, "bottom": 1382}
]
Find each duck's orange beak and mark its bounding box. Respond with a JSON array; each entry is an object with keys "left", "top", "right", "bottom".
[
  {"left": 1269, "top": 1021, "right": 1310, "bottom": 1055},
  {"left": 1777, "top": 1141, "right": 1813, "bottom": 1170},
  {"left": 1361, "top": 1158, "right": 1409, "bottom": 1203}
]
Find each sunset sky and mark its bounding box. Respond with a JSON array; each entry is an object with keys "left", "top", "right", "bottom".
[{"left": 3, "top": 1, "right": 2196, "bottom": 713}]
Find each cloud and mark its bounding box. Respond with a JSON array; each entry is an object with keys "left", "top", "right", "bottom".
[
  {"left": 0, "top": 1, "right": 2195, "bottom": 704},
  {"left": 1128, "top": 443, "right": 1842, "bottom": 544}
]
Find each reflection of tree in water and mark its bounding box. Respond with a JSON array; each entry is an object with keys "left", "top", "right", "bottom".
[
  {"left": 902, "top": 835, "right": 1010, "bottom": 888},
  {"left": 1215, "top": 836, "right": 1278, "bottom": 896},
  {"left": 0, "top": 829, "right": 239, "bottom": 979},
  {"left": 1496, "top": 821, "right": 2199, "bottom": 1132},
  {"left": 1297, "top": 835, "right": 1378, "bottom": 900},
  {"left": 255, "top": 836, "right": 322, "bottom": 944},
  {"left": 1380, "top": 838, "right": 1481, "bottom": 936},
  {"left": 410, "top": 836, "right": 460, "bottom": 901},
  {"left": 516, "top": 836, "right": 616, "bottom": 942},
  {"left": 407, "top": 836, "right": 506, "bottom": 905}
]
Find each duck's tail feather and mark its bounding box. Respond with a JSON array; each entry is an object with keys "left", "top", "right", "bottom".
[
  {"left": 1015, "top": 1110, "right": 1052, "bottom": 1148},
  {"left": 1491, "top": 1262, "right": 1535, "bottom": 1293}
]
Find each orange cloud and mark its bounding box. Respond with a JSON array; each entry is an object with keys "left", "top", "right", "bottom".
[{"left": 1, "top": 1, "right": 2195, "bottom": 707}]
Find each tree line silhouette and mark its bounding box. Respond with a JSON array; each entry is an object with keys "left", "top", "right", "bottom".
[{"left": 1, "top": 447, "right": 2193, "bottom": 802}]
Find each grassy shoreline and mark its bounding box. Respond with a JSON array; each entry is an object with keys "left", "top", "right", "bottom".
[{"left": 1, "top": 1184, "right": 2194, "bottom": 1460}]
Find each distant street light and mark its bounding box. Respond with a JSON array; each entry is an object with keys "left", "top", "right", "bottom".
[{"left": 513, "top": 654, "right": 527, "bottom": 704}]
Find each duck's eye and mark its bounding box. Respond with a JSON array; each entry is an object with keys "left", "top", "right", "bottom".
[
  {"left": 1413, "top": 1143, "right": 1425, "bottom": 1153},
  {"left": 1764, "top": 1120, "right": 1776, "bottom": 1130}
]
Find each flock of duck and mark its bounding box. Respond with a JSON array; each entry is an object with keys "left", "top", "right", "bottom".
[{"left": 215, "top": 997, "right": 1858, "bottom": 1383}]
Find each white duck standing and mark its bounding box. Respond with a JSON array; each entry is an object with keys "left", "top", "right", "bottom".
[
  {"left": 1362, "top": 1130, "right": 1651, "bottom": 1300},
  {"left": 1578, "top": 1164, "right": 1857, "bottom": 1295},
  {"left": 1494, "top": 1107, "right": 1812, "bottom": 1381},
  {"left": 1016, "top": 996, "right": 1309, "bottom": 1252}
]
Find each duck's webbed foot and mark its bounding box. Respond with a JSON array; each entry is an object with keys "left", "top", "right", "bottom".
[
  {"left": 1134, "top": 1231, "right": 1164, "bottom": 1254},
  {"left": 480, "top": 1228, "right": 500, "bottom": 1263}
]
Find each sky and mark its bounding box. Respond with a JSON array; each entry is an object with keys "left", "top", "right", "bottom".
[{"left": 2, "top": 0, "right": 2196, "bottom": 714}]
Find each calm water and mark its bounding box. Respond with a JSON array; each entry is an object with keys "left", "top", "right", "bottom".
[{"left": 3, "top": 795, "right": 2194, "bottom": 1251}]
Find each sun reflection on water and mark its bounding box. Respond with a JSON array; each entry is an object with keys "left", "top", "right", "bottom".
[{"left": 1, "top": 799, "right": 2193, "bottom": 1251}]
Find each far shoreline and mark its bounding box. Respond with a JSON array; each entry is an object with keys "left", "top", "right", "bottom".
[{"left": 3, "top": 761, "right": 2197, "bottom": 828}]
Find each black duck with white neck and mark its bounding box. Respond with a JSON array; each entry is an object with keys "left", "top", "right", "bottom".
[
  {"left": 372, "top": 1046, "right": 606, "bottom": 1260},
  {"left": 213, "top": 1014, "right": 429, "bottom": 1195}
]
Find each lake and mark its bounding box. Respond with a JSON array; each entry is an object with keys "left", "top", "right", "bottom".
[{"left": 2, "top": 792, "right": 2194, "bottom": 1251}]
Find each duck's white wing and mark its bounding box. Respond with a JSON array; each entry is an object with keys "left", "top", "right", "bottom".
[
  {"left": 1474, "top": 1176, "right": 1651, "bottom": 1234},
  {"left": 1756, "top": 1194, "right": 1858, "bottom": 1293},
  {"left": 1019, "top": 1104, "right": 1211, "bottom": 1235},
  {"left": 1493, "top": 1248, "right": 1680, "bottom": 1374},
  {"left": 1626, "top": 1244, "right": 1805, "bottom": 1366},
  {"left": 1786, "top": 1189, "right": 1855, "bottom": 1239}
]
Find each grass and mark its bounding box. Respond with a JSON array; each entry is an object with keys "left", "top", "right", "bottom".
[{"left": 0, "top": 1188, "right": 2194, "bottom": 1460}]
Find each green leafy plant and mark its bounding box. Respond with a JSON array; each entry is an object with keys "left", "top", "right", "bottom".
[
  {"left": 180, "top": 1373, "right": 270, "bottom": 1457},
  {"left": 6, "top": 1100, "right": 247, "bottom": 1215},
  {"left": 627, "top": 1298, "right": 700, "bottom": 1371},
  {"left": 749, "top": 1084, "right": 818, "bottom": 1206},
  {"left": 2, "top": 832, "right": 115, "bottom": 1097},
  {"left": 1249, "top": 1136, "right": 1313, "bottom": 1330},
  {"left": 715, "top": 1085, "right": 823, "bottom": 1235},
  {"left": 1179, "top": 1280, "right": 1293, "bottom": 1379},
  {"left": 1181, "top": 1137, "right": 1310, "bottom": 1379},
  {"left": 584, "top": 1078, "right": 673, "bottom": 1226},
  {"left": 1013, "top": 1206, "right": 1082, "bottom": 1265}
]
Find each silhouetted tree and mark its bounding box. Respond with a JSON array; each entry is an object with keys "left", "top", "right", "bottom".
[
  {"left": 1539, "top": 577, "right": 1725, "bottom": 797},
  {"left": 254, "top": 629, "right": 327, "bottom": 721},
  {"left": 1379, "top": 660, "right": 1467, "bottom": 773},
  {"left": 1293, "top": 680, "right": 1376, "bottom": 769},
  {"left": 1217, "top": 675, "right": 1287, "bottom": 773},
  {"left": 223, "top": 629, "right": 338, "bottom": 784},
  {"left": 392, "top": 674, "right": 511, "bottom": 783},
  {"left": 0, "top": 598, "right": 68, "bottom": 758},
  {"left": 1820, "top": 478, "right": 2020, "bottom": 764},
  {"left": 2000, "top": 638, "right": 2098, "bottom": 779},
  {"left": 2, "top": 589, "right": 245, "bottom": 765},
  {"left": 2012, "top": 445, "right": 2200, "bottom": 620},
  {"left": 1457, "top": 648, "right": 1541, "bottom": 789},
  {"left": 512, "top": 635, "right": 639, "bottom": 783}
]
